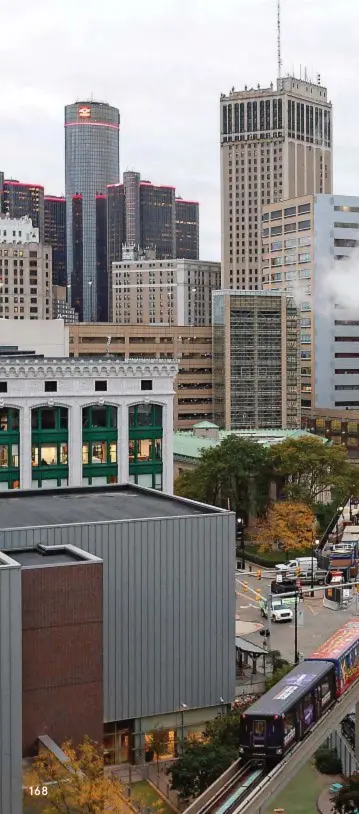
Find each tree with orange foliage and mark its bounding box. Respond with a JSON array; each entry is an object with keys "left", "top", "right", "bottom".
[
  {"left": 255, "top": 500, "right": 317, "bottom": 554},
  {"left": 23, "top": 736, "right": 133, "bottom": 814}
]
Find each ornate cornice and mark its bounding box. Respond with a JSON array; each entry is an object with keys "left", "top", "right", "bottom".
[{"left": 0, "top": 357, "right": 179, "bottom": 380}]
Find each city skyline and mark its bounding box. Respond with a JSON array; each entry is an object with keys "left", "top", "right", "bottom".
[{"left": 1, "top": 0, "right": 359, "bottom": 262}]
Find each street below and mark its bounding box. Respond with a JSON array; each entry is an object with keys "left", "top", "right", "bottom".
[{"left": 235, "top": 570, "right": 359, "bottom": 663}]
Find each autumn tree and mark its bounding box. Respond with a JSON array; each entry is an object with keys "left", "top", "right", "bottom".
[
  {"left": 255, "top": 500, "right": 317, "bottom": 554},
  {"left": 268, "top": 435, "right": 359, "bottom": 507},
  {"left": 23, "top": 737, "right": 131, "bottom": 814},
  {"left": 174, "top": 435, "right": 271, "bottom": 520}
]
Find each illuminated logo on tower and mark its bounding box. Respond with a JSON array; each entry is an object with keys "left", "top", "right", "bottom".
[{"left": 78, "top": 106, "right": 91, "bottom": 118}]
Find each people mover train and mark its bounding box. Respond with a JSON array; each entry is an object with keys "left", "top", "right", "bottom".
[{"left": 239, "top": 620, "right": 359, "bottom": 767}]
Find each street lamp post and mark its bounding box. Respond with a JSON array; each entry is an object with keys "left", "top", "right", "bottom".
[
  {"left": 294, "top": 591, "right": 299, "bottom": 664},
  {"left": 336, "top": 506, "right": 344, "bottom": 544},
  {"left": 180, "top": 703, "right": 187, "bottom": 753},
  {"left": 237, "top": 518, "right": 245, "bottom": 570}
]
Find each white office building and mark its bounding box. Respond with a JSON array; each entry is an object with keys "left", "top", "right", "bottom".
[{"left": 0, "top": 355, "right": 177, "bottom": 493}]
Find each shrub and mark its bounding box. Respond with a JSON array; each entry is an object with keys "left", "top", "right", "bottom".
[{"left": 315, "top": 746, "right": 342, "bottom": 775}]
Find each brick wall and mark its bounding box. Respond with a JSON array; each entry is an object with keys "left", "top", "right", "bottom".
[{"left": 21, "top": 562, "right": 103, "bottom": 756}]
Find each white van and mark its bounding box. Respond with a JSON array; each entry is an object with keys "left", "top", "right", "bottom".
[{"left": 275, "top": 556, "right": 317, "bottom": 574}]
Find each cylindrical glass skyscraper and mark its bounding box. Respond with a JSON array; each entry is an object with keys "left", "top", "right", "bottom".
[{"left": 65, "top": 101, "right": 120, "bottom": 321}]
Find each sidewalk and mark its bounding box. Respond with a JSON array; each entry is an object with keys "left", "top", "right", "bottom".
[{"left": 317, "top": 775, "right": 342, "bottom": 814}]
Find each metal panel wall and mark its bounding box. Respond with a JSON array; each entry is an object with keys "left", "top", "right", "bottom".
[
  {"left": 0, "top": 512, "right": 235, "bottom": 722},
  {"left": 0, "top": 559, "right": 22, "bottom": 814}
]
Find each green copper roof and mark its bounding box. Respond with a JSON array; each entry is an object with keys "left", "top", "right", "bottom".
[{"left": 173, "top": 429, "right": 316, "bottom": 460}]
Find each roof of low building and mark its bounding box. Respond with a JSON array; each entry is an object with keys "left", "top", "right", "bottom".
[
  {"left": 173, "top": 429, "right": 315, "bottom": 460},
  {"left": 0, "top": 484, "right": 226, "bottom": 531}
]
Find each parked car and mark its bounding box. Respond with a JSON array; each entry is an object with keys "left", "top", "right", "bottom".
[
  {"left": 275, "top": 557, "right": 318, "bottom": 574},
  {"left": 259, "top": 597, "right": 293, "bottom": 622}
]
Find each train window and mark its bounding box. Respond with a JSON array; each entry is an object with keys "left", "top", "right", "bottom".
[
  {"left": 321, "top": 678, "right": 332, "bottom": 708},
  {"left": 283, "top": 712, "right": 296, "bottom": 746},
  {"left": 303, "top": 692, "right": 314, "bottom": 727},
  {"left": 253, "top": 720, "right": 265, "bottom": 739}
]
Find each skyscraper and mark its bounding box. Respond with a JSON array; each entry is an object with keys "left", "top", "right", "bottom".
[
  {"left": 220, "top": 76, "right": 333, "bottom": 290},
  {"left": 65, "top": 100, "right": 120, "bottom": 321},
  {"left": 212, "top": 290, "right": 301, "bottom": 430},
  {"left": 175, "top": 198, "right": 199, "bottom": 259},
  {"left": 44, "top": 196, "right": 66, "bottom": 286},
  {"left": 123, "top": 171, "right": 141, "bottom": 247},
  {"left": 2, "top": 179, "right": 45, "bottom": 242},
  {"left": 140, "top": 181, "right": 176, "bottom": 258}
]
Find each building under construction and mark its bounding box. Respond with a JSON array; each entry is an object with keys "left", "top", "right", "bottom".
[{"left": 212, "top": 290, "right": 301, "bottom": 430}]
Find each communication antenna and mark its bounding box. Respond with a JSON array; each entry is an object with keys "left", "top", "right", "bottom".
[{"left": 277, "top": 0, "right": 282, "bottom": 79}]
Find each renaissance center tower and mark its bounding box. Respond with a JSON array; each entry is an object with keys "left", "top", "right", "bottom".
[{"left": 65, "top": 101, "right": 120, "bottom": 321}]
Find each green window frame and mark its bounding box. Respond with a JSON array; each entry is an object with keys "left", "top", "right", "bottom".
[{"left": 0, "top": 408, "right": 20, "bottom": 488}]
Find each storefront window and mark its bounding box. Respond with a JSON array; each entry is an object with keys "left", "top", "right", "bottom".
[
  {"left": 82, "top": 444, "right": 89, "bottom": 464},
  {"left": 144, "top": 730, "right": 175, "bottom": 760},
  {"left": 91, "top": 407, "right": 107, "bottom": 428},
  {"left": 11, "top": 445, "right": 19, "bottom": 467},
  {"left": 129, "top": 440, "right": 135, "bottom": 460},
  {"left": 92, "top": 442, "right": 107, "bottom": 463},
  {"left": 0, "top": 445, "right": 9, "bottom": 467},
  {"left": 60, "top": 443, "right": 68, "bottom": 464},
  {"left": 0, "top": 412, "right": 8, "bottom": 432},
  {"left": 41, "top": 408, "right": 56, "bottom": 430},
  {"left": 109, "top": 443, "right": 117, "bottom": 463},
  {"left": 60, "top": 408, "right": 68, "bottom": 429},
  {"left": 137, "top": 439, "right": 151, "bottom": 461},
  {"left": 40, "top": 445, "right": 57, "bottom": 465},
  {"left": 32, "top": 447, "right": 39, "bottom": 467}
]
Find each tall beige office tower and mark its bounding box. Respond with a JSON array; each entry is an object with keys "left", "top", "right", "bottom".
[{"left": 220, "top": 76, "right": 333, "bottom": 290}]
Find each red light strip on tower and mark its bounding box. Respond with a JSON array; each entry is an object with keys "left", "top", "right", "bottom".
[{"left": 64, "top": 122, "right": 120, "bottom": 130}]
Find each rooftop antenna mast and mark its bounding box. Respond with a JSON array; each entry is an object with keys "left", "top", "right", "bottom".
[{"left": 277, "top": 0, "right": 282, "bottom": 79}]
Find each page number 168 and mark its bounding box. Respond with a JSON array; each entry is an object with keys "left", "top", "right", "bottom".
[{"left": 29, "top": 786, "right": 48, "bottom": 796}]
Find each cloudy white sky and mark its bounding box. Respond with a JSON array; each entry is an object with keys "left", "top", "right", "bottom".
[{"left": 1, "top": 0, "right": 358, "bottom": 260}]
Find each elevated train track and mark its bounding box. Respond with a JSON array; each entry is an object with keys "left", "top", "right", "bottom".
[{"left": 186, "top": 665, "right": 359, "bottom": 814}]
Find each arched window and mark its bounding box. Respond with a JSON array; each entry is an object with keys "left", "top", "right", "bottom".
[
  {"left": 128, "top": 404, "right": 163, "bottom": 490},
  {"left": 82, "top": 405, "right": 118, "bottom": 486},
  {"left": 31, "top": 406, "right": 69, "bottom": 488}
]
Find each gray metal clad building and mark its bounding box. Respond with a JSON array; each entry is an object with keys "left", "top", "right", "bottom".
[
  {"left": 0, "top": 484, "right": 235, "bottom": 778},
  {"left": 0, "top": 553, "right": 22, "bottom": 814},
  {"left": 65, "top": 100, "right": 120, "bottom": 321}
]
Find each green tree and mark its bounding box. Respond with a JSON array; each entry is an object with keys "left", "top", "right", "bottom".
[
  {"left": 167, "top": 741, "right": 236, "bottom": 802},
  {"left": 174, "top": 435, "right": 271, "bottom": 519},
  {"left": 268, "top": 435, "right": 359, "bottom": 507},
  {"left": 333, "top": 774, "right": 359, "bottom": 813},
  {"left": 203, "top": 699, "right": 255, "bottom": 750}
]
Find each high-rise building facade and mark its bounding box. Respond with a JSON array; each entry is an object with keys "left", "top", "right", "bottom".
[
  {"left": 44, "top": 196, "right": 66, "bottom": 286},
  {"left": 0, "top": 219, "right": 52, "bottom": 320},
  {"left": 106, "top": 173, "right": 200, "bottom": 268},
  {"left": 262, "top": 193, "right": 359, "bottom": 415},
  {"left": 2, "top": 179, "right": 45, "bottom": 242},
  {"left": 220, "top": 76, "right": 332, "bottom": 291},
  {"left": 212, "top": 290, "right": 301, "bottom": 430},
  {"left": 140, "top": 181, "right": 176, "bottom": 258},
  {"left": 112, "top": 257, "right": 221, "bottom": 326},
  {"left": 175, "top": 198, "right": 199, "bottom": 259},
  {"left": 123, "top": 171, "right": 141, "bottom": 246},
  {"left": 65, "top": 101, "right": 120, "bottom": 321}
]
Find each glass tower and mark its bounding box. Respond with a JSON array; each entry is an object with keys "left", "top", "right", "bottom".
[{"left": 65, "top": 101, "right": 120, "bottom": 321}]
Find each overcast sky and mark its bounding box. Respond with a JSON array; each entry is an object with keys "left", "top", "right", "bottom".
[{"left": 1, "top": 0, "right": 358, "bottom": 260}]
